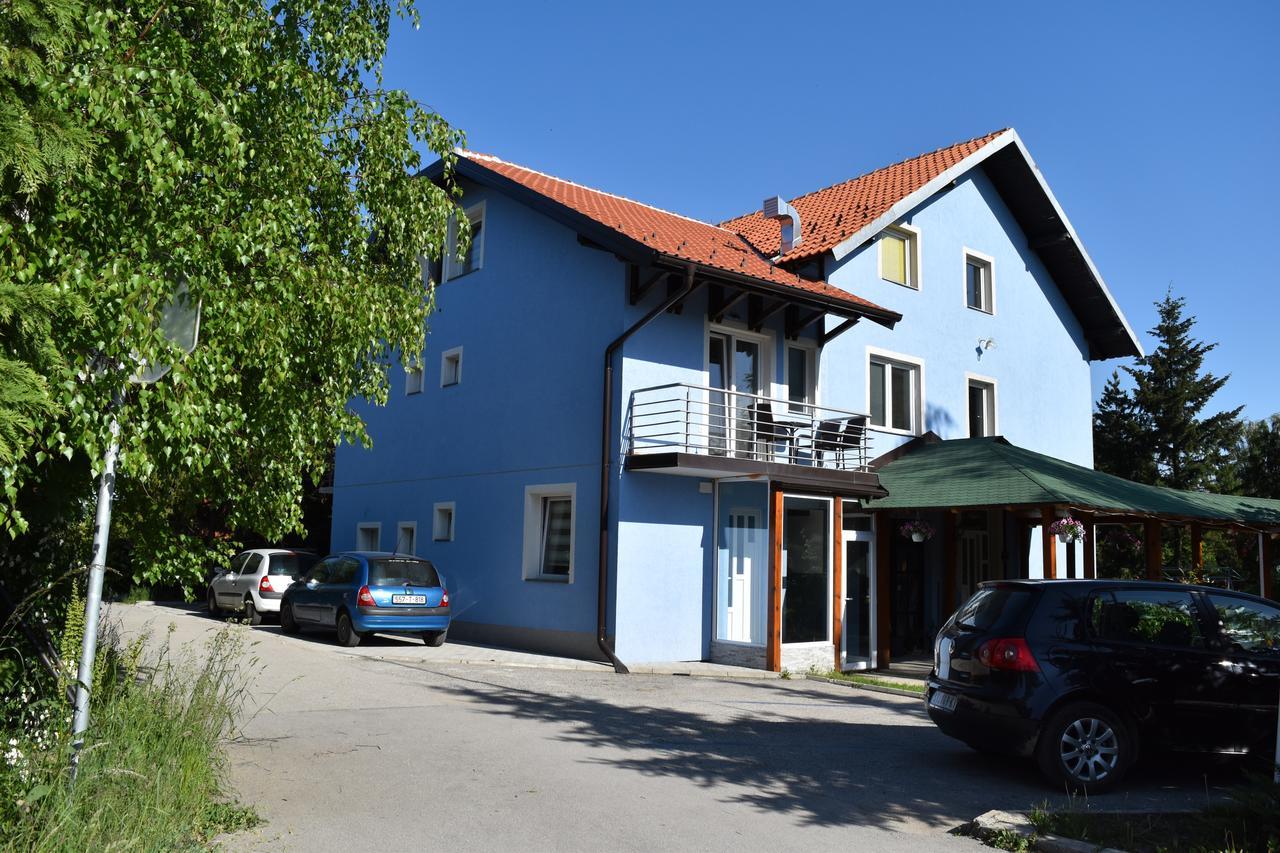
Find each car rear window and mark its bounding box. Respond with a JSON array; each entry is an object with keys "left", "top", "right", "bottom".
[
  {"left": 952, "top": 587, "right": 1033, "bottom": 633},
  {"left": 367, "top": 558, "right": 440, "bottom": 588},
  {"left": 269, "top": 553, "right": 319, "bottom": 576}
]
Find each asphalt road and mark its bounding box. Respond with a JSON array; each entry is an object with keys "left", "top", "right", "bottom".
[{"left": 111, "top": 604, "right": 1246, "bottom": 852}]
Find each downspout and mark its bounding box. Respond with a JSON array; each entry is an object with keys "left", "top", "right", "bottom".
[{"left": 598, "top": 264, "right": 701, "bottom": 674}]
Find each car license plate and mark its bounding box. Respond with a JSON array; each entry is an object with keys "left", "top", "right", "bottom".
[
  {"left": 929, "top": 691, "right": 959, "bottom": 713},
  {"left": 392, "top": 594, "right": 426, "bottom": 605}
]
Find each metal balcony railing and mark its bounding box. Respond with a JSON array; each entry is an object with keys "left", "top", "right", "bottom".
[{"left": 627, "top": 382, "right": 873, "bottom": 472}]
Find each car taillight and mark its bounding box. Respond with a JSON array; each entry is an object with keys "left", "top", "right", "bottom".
[
  {"left": 259, "top": 575, "right": 273, "bottom": 593},
  {"left": 440, "top": 589, "right": 449, "bottom": 607},
  {"left": 357, "top": 585, "right": 377, "bottom": 607},
  {"left": 977, "top": 637, "right": 1039, "bottom": 672}
]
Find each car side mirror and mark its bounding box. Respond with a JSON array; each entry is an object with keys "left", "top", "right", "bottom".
[
  {"left": 306, "top": 579, "right": 319, "bottom": 589},
  {"left": 292, "top": 573, "right": 303, "bottom": 582}
]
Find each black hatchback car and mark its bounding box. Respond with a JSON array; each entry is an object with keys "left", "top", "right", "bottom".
[{"left": 926, "top": 580, "right": 1280, "bottom": 791}]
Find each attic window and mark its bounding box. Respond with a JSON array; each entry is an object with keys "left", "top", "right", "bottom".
[{"left": 878, "top": 225, "right": 919, "bottom": 289}]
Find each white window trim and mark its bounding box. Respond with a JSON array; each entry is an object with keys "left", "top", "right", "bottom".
[
  {"left": 876, "top": 223, "right": 921, "bottom": 290},
  {"left": 865, "top": 346, "right": 926, "bottom": 436},
  {"left": 444, "top": 201, "right": 485, "bottom": 281},
  {"left": 396, "top": 521, "right": 418, "bottom": 555},
  {"left": 356, "top": 522, "right": 381, "bottom": 552},
  {"left": 962, "top": 247, "right": 996, "bottom": 315},
  {"left": 784, "top": 342, "right": 819, "bottom": 413},
  {"left": 522, "top": 483, "right": 576, "bottom": 583},
  {"left": 432, "top": 502, "right": 455, "bottom": 542},
  {"left": 440, "top": 346, "right": 463, "bottom": 388},
  {"left": 704, "top": 322, "right": 776, "bottom": 399},
  {"left": 404, "top": 364, "right": 424, "bottom": 395},
  {"left": 965, "top": 373, "right": 999, "bottom": 438}
]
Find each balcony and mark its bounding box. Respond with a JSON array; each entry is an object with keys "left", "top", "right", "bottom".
[{"left": 625, "top": 383, "right": 887, "bottom": 494}]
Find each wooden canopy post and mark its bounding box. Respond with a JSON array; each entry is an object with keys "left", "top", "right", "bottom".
[
  {"left": 1144, "top": 519, "right": 1163, "bottom": 580},
  {"left": 766, "top": 486, "right": 783, "bottom": 672},
  {"left": 831, "top": 497, "right": 843, "bottom": 672},
  {"left": 943, "top": 512, "right": 958, "bottom": 614},
  {"left": 1081, "top": 512, "right": 1096, "bottom": 579},
  {"left": 1040, "top": 506, "right": 1058, "bottom": 580},
  {"left": 876, "top": 515, "right": 892, "bottom": 668},
  {"left": 1190, "top": 523, "right": 1204, "bottom": 581}
]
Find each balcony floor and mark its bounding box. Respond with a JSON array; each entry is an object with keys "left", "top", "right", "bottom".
[{"left": 624, "top": 451, "right": 887, "bottom": 496}]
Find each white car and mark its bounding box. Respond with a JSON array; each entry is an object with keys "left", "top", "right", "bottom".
[{"left": 207, "top": 549, "right": 318, "bottom": 625}]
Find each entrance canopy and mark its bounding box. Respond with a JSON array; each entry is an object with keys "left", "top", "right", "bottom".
[{"left": 868, "top": 435, "right": 1280, "bottom": 532}]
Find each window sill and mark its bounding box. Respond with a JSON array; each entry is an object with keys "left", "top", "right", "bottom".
[
  {"left": 966, "top": 305, "right": 995, "bottom": 316},
  {"left": 445, "top": 268, "right": 481, "bottom": 283},
  {"left": 524, "top": 574, "right": 571, "bottom": 584},
  {"left": 881, "top": 278, "right": 919, "bottom": 290},
  {"left": 868, "top": 425, "right": 920, "bottom": 438}
]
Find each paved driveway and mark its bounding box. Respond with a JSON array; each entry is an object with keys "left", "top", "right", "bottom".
[{"left": 112, "top": 604, "right": 1246, "bottom": 852}]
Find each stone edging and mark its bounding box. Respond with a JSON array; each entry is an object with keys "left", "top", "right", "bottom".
[
  {"left": 804, "top": 673, "right": 924, "bottom": 699},
  {"left": 964, "top": 808, "right": 1132, "bottom": 853}
]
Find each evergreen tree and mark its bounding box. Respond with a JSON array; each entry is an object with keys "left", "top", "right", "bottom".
[
  {"left": 1237, "top": 415, "right": 1280, "bottom": 500},
  {"left": 1125, "top": 291, "right": 1242, "bottom": 491},
  {"left": 1093, "top": 371, "right": 1155, "bottom": 483}
]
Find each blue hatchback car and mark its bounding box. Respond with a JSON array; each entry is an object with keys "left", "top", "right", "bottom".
[{"left": 280, "top": 552, "right": 450, "bottom": 647}]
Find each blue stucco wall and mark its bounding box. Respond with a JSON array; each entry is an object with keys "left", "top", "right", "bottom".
[
  {"left": 332, "top": 181, "right": 628, "bottom": 650},
  {"left": 819, "top": 169, "right": 1095, "bottom": 467}
]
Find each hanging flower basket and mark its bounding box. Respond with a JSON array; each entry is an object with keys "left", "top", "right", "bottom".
[
  {"left": 1049, "top": 517, "right": 1086, "bottom": 544},
  {"left": 899, "top": 520, "right": 934, "bottom": 543}
]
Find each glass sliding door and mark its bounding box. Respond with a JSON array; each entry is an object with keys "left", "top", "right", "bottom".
[{"left": 781, "top": 496, "right": 830, "bottom": 645}]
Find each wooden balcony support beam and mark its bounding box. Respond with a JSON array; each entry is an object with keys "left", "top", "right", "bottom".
[
  {"left": 820, "top": 317, "right": 859, "bottom": 346},
  {"left": 786, "top": 307, "right": 826, "bottom": 340},
  {"left": 709, "top": 286, "right": 749, "bottom": 324},
  {"left": 628, "top": 267, "right": 668, "bottom": 305},
  {"left": 749, "top": 297, "right": 788, "bottom": 332}
]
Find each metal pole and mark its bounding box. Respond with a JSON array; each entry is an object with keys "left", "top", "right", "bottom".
[{"left": 70, "top": 404, "right": 120, "bottom": 778}]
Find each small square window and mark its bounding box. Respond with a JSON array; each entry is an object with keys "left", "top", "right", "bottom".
[
  {"left": 405, "top": 366, "right": 424, "bottom": 395},
  {"left": 356, "top": 523, "right": 380, "bottom": 552},
  {"left": 433, "top": 503, "right": 455, "bottom": 542},
  {"left": 878, "top": 225, "right": 919, "bottom": 289},
  {"left": 396, "top": 522, "right": 417, "bottom": 555},
  {"left": 967, "top": 378, "right": 996, "bottom": 437},
  {"left": 441, "top": 347, "right": 463, "bottom": 387},
  {"left": 964, "top": 251, "right": 994, "bottom": 313},
  {"left": 445, "top": 203, "right": 484, "bottom": 280}
]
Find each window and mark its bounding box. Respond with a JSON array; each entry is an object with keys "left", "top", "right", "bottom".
[
  {"left": 305, "top": 559, "right": 334, "bottom": 585},
  {"left": 786, "top": 346, "right": 814, "bottom": 413},
  {"left": 243, "top": 553, "right": 264, "bottom": 576},
  {"left": 227, "top": 552, "right": 250, "bottom": 575},
  {"left": 967, "top": 378, "right": 996, "bottom": 437},
  {"left": 522, "top": 484, "right": 575, "bottom": 581},
  {"left": 331, "top": 557, "right": 360, "bottom": 585},
  {"left": 1206, "top": 594, "right": 1280, "bottom": 654},
  {"left": 878, "top": 225, "right": 919, "bottom": 288},
  {"left": 405, "top": 365, "right": 424, "bottom": 395},
  {"left": 868, "top": 354, "right": 921, "bottom": 433},
  {"left": 396, "top": 521, "right": 417, "bottom": 555},
  {"left": 445, "top": 203, "right": 484, "bottom": 280},
  {"left": 432, "top": 503, "right": 455, "bottom": 542},
  {"left": 964, "top": 250, "right": 994, "bottom": 313},
  {"left": 356, "top": 523, "right": 380, "bottom": 552},
  {"left": 441, "top": 347, "right": 463, "bottom": 387},
  {"left": 368, "top": 557, "right": 440, "bottom": 588},
  {"left": 1090, "top": 589, "right": 1204, "bottom": 648}
]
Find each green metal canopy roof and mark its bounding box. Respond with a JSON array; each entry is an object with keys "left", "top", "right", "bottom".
[{"left": 869, "top": 437, "right": 1280, "bottom": 530}]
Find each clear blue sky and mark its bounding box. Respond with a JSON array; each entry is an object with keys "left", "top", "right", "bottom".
[{"left": 382, "top": 0, "right": 1279, "bottom": 420}]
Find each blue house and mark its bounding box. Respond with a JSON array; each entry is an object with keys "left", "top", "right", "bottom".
[{"left": 331, "top": 128, "right": 1143, "bottom": 672}]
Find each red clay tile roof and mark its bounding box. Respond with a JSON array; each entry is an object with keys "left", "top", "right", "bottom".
[
  {"left": 722, "top": 130, "right": 1010, "bottom": 263},
  {"left": 456, "top": 151, "right": 896, "bottom": 320}
]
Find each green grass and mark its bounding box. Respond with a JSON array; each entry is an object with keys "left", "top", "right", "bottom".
[
  {"left": 1028, "top": 780, "right": 1280, "bottom": 852},
  {"left": 813, "top": 669, "right": 926, "bottom": 695},
  {"left": 0, "top": 624, "right": 260, "bottom": 851}
]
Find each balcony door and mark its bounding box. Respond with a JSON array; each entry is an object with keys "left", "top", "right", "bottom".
[{"left": 708, "top": 331, "right": 766, "bottom": 457}]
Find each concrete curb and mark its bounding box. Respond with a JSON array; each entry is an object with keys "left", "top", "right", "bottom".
[
  {"left": 964, "top": 808, "right": 1141, "bottom": 853},
  {"left": 805, "top": 673, "right": 925, "bottom": 698}
]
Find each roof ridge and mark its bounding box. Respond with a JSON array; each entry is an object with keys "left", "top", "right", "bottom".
[
  {"left": 716, "top": 128, "right": 1010, "bottom": 227},
  {"left": 459, "top": 149, "right": 732, "bottom": 233},
  {"left": 985, "top": 438, "right": 1065, "bottom": 502}
]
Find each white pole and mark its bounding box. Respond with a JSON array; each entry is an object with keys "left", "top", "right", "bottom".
[{"left": 70, "top": 406, "right": 120, "bottom": 779}]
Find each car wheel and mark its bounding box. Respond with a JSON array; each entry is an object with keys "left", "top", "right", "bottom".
[
  {"left": 1036, "top": 702, "right": 1132, "bottom": 793},
  {"left": 422, "top": 630, "right": 447, "bottom": 647},
  {"left": 207, "top": 587, "right": 222, "bottom": 617},
  {"left": 243, "top": 597, "right": 263, "bottom": 627},
  {"left": 280, "top": 601, "right": 300, "bottom": 635},
  {"left": 336, "top": 611, "right": 362, "bottom": 647}
]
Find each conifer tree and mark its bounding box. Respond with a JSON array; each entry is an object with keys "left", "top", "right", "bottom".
[{"left": 1093, "top": 371, "right": 1155, "bottom": 483}]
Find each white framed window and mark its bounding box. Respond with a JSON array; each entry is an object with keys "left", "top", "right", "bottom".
[
  {"left": 877, "top": 224, "right": 920, "bottom": 289},
  {"left": 867, "top": 348, "right": 923, "bottom": 435},
  {"left": 440, "top": 347, "right": 463, "bottom": 387},
  {"left": 433, "top": 502, "right": 455, "bottom": 542},
  {"left": 356, "top": 522, "right": 381, "bottom": 552},
  {"left": 522, "top": 483, "right": 575, "bottom": 582},
  {"left": 785, "top": 344, "right": 816, "bottom": 414},
  {"left": 966, "top": 375, "right": 997, "bottom": 438},
  {"left": 396, "top": 521, "right": 418, "bottom": 555},
  {"left": 964, "top": 248, "right": 995, "bottom": 314},
  {"left": 444, "top": 202, "right": 485, "bottom": 280},
  {"left": 405, "top": 365, "right": 424, "bottom": 395}
]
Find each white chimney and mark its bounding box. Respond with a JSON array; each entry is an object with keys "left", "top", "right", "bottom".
[{"left": 762, "top": 196, "right": 802, "bottom": 255}]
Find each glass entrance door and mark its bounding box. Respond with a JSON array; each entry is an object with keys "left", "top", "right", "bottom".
[
  {"left": 781, "top": 496, "right": 831, "bottom": 645},
  {"left": 842, "top": 515, "right": 876, "bottom": 670}
]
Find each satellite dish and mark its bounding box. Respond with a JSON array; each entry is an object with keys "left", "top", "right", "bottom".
[{"left": 130, "top": 280, "right": 202, "bottom": 385}]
